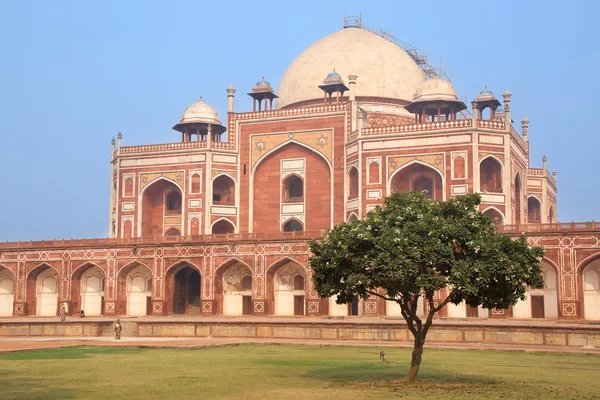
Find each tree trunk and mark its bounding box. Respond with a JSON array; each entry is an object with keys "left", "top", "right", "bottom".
[{"left": 402, "top": 334, "right": 425, "bottom": 382}]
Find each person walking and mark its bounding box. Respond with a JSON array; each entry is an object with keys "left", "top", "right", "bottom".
[{"left": 114, "top": 319, "right": 122, "bottom": 340}]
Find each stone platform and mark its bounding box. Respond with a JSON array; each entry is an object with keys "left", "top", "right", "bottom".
[{"left": 1, "top": 316, "right": 599, "bottom": 351}]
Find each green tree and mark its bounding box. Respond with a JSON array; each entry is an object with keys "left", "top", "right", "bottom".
[{"left": 309, "top": 192, "right": 544, "bottom": 382}]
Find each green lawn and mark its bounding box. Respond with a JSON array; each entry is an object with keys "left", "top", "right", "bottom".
[{"left": 0, "top": 345, "right": 598, "bottom": 399}]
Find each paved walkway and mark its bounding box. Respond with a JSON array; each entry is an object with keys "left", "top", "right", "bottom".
[{"left": 1, "top": 335, "right": 599, "bottom": 355}]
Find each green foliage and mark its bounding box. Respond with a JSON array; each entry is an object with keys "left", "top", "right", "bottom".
[{"left": 310, "top": 192, "right": 544, "bottom": 315}]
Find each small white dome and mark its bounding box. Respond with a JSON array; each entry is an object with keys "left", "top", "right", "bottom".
[
  {"left": 179, "top": 97, "right": 222, "bottom": 125},
  {"left": 413, "top": 76, "right": 458, "bottom": 102}
]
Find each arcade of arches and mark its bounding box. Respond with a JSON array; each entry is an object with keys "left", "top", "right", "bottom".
[{"left": 0, "top": 234, "right": 599, "bottom": 321}]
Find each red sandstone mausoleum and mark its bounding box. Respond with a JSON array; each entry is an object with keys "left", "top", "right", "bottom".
[{"left": 0, "top": 23, "right": 599, "bottom": 323}]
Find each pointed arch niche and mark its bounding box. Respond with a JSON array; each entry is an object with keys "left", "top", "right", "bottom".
[
  {"left": 390, "top": 162, "right": 443, "bottom": 200},
  {"left": 479, "top": 157, "right": 502, "bottom": 193},
  {"left": 140, "top": 178, "right": 183, "bottom": 237},
  {"left": 252, "top": 142, "right": 331, "bottom": 234}
]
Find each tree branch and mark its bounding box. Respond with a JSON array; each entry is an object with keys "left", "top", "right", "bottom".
[{"left": 365, "top": 289, "right": 395, "bottom": 302}]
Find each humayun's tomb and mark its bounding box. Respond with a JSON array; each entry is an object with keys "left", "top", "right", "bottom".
[{"left": 1, "top": 21, "right": 600, "bottom": 344}]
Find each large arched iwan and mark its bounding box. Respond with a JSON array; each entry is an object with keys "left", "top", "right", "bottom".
[{"left": 253, "top": 143, "right": 331, "bottom": 234}]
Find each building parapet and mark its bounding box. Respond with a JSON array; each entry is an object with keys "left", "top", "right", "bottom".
[
  {"left": 476, "top": 120, "right": 506, "bottom": 130},
  {"left": 120, "top": 141, "right": 208, "bottom": 154},
  {"left": 499, "top": 221, "right": 600, "bottom": 234},
  {"left": 0, "top": 231, "right": 327, "bottom": 250},
  {"left": 229, "top": 103, "right": 349, "bottom": 122},
  {"left": 362, "top": 119, "right": 472, "bottom": 136},
  {"left": 528, "top": 168, "right": 556, "bottom": 183},
  {"left": 2, "top": 223, "right": 599, "bottom": 250}
]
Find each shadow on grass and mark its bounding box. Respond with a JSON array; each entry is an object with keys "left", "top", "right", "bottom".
[
  {"left": 0, "top": 346, "right": 147, "bottom": 361},
  {"left": 304, "top": 363, "right": 499, "bottom": 386},
  {"left": 0, "top": 371, "right": 80, "bottom": 400}
]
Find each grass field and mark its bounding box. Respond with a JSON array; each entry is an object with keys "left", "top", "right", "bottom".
[{"left": 0, "top": 345, "right": 598, "bottom": 399}]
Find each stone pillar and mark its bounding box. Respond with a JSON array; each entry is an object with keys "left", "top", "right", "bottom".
[
  {"left": 117, "top": 131, "right": 122, "bottom": 150},
  {"left": 502, "top": 89, "right": 511, "bottom": 129},
  {"left": 226, "top": 84, "right": 235, "bottom": 113},
  {"left": 348, "top": 75, "right": 357, "bottom": 102},
  {"left": 542, "top": 155, "right": 547, "bottom": 172},
  {"left": 521, "top": 116, "right": 529, "bottom": 142}
]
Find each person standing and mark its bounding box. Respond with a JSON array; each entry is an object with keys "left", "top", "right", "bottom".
[
  {"left": 59, "top": 304, "right": 66, "bottom": 322},
  {"left": 114, "top": 319, "right": 122, "bottom": 340}
]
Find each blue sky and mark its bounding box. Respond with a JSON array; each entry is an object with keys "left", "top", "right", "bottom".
[{"left": 0, "top": 0, "right": 598, "bottom": 241}]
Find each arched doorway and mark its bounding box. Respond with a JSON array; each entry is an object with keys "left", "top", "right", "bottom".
[
  {"left": 483, "top": 208, "right": 504, "bottom": 226},
  {"left": 35, "top": 268, "right": 59, "bottom": 316},
  {"left": 479, "top": 157, "right": 502, "bottom": 192},
  {"left": 283, "top": 219, "right": 303, "bottom": 232},
  {"left": 390, "top": 163, "right": 443, "bottom": 201},
  {"left": 212, "top": 175, "right": 235, "bottom": 205},
  {"left": 0, "top": 268, "right": 14, "bottom": 316},
  {"left": 268, "top": 260, "right": 306, "bottom": 316},
  {"left": 166, "top": 264, "right": 201, "bottom": 315},
  {"left": 216, "top": 261, "right": 253, "bottom": 316},
  {"left": 72, "top": 264, "right": 105, "bottom": 316},
  {"left": 80, "top": 267, "right": 105, "bottom": 316},
  {"left": 583, "top": 257, "right": 600, "bottom": 320},
  {"left": 141, "top": 179, "right": 183, "bottom": 237},
  {"left": 513, "top": 260, "right": 559, "bottom": 319},
  {"left": 528, "top": 196, "right": 542, "bottom": 223},
  {"left": 117, "top": 263, "right": 152, "bottom": 316},
  {"left": 212, "top": 219, "right": 235, "bottom": 235}
]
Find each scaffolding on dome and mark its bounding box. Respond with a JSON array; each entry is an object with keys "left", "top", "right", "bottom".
[
  {"left": 343, "top": 11, "right": 471, "bottom": 119},
  {"left": 343, "top": 11, "right": 449, "bottom": 80}
]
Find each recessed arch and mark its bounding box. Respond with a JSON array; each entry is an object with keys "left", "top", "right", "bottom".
[
  {"left": 215, "top": 257, "right": 254, "bottom": 276},
  {"left": 266, "top": 258, "right": 308, "bottom": 316},
  {"left": 26, "top": 264, "right": 60, "bottom": 316},
  {"left": 388, "top": 160, "right": 444, "bottom": 200},
  {"left": 72, "top": 263, "right": 105, "bottom": 316},
  {"left": 165, "top": 260, "right": 202, "bottom": 315},
  {"left": 215, "top": 258, "right": 254, "bottom": 316},
  {"left": 137, "top": 176, "right": 185, "bottom": 238},
  {"left": 251, "top": 141, "right": 332, "bottom": 234},
  {"left": 212, "top": 173, "right": 236, "bottom": 206},
  {"left": 252, "top": 139, "right": 333, "bottom": 174},
  {"left": 266, "top": 257, "right": 308, "bottom": 276},
  {"left": 348, "top": 166, "right": 359, "bottom": 200},
  {"left": 577, "top": 255, "right": 600, "bottom": 320},
  {"left": 118, "top": 260, "right": 153, "bottom": 277},
  {"left": 348, "top": 212, "right": 359, "bottom": 222},
  {"left": 479, "top": 156, "right": 503, "bottom": 193},
  {"left": 527, "top": 195, "right": 542, "bottom": 223},
  {"left": 26, "top": 262, "right": 60, "bottom": 281},
  {"left": 283, "top": 218, "right": 304, "bottom": 232},
  {"left": 282, "top": 173, "right": 304, "bottom": 202},
  {"left": 164, "top": 259, "right": 202, "bottom": 276},
  {"left": 482, "top": 206, "right": 505, "bottom": 226},
  {"left": 514, "top": 172, "right": 523, "bottom": 225},
  {"left": 211, "top": 218, "right": 236, "bottom": 234},
  {"left": 0, "top": 264, "right": 16, "bottom": 279},
  {"left": 0, "top": 266, "right": 15, "bottom": 316}
]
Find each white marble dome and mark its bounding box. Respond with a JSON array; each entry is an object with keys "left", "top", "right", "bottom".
[
  {"left": 179, "top": 97, "right": 222, "bottom": 125},
  {"left": 413, "top": 76, "right": 459, "bottom": 102},
  {"left": 276, "top": 28, "right": 426, "bottom": 108}
]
